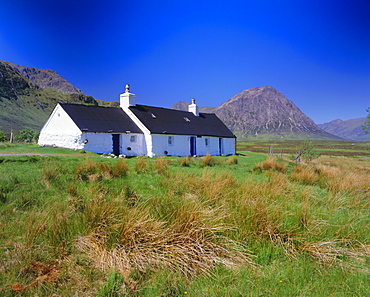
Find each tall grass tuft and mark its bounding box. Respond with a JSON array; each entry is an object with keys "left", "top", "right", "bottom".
[
  {"left": 200, "top": 154, "right": 216, "bottom": 167},
  {"left": 253, "top": 157, "right": 288, "bottom": 172},
  {"left": 153, "top": 157, "right": 169, "bottom": 175},
  {"left": 180, "top": 156, "right": 191, "bottom": 167},
  {"left": 226, "top": 155, "right": 238, "bottom": 165},
  {"left": 135, "top": 156, "right": 149, "bottom": 173},
  {"left": 112, "top": 159, "right": 128, "bottom": 177},
  {"left": 41, "top": 164, "right": 59, "bottom": 187},
  {"left": 290, "top": 164, "right": 318, "bottom": 185},
  {"left": 77, "top": 204, "right": 255, "bottom": 278}
]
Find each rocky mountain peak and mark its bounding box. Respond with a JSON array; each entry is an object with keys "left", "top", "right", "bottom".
[
  {"left": 171, "top": 85, "right": 341, "bottom": 140},
  {"left": 1, "top": 61, "right": 82, "bottom": 94}
]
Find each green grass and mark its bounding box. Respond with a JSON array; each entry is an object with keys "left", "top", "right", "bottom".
[{"left": 0, "top": 144, "right": 369, "bottom": 296}]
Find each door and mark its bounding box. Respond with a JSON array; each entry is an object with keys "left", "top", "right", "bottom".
[
  {"left": 112, "top": 134, "right": 120, "bottom": 155},
  {"left": 219, "top": 138, "right": 223, "bottom": 155},
  {"left": 190, "top": 136, "right": 196, "bottom": 156}
]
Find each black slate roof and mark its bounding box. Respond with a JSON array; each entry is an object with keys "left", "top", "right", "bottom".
[
  {"left": 129, "top": 104, "right": 235, "bottom": 138},
  {"left": 60, "top": 103, "right": 143, "bottom": 133}
]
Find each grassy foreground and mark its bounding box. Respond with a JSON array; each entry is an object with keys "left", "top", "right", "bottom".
[{"left": 0, "top": 144, "right": 369, "bottom": 296}]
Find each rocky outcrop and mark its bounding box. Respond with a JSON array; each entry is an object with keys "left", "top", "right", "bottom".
[{"left": 2, "top": 61, "right": 82, "bottom": 94}]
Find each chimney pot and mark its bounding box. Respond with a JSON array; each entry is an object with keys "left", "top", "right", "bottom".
[
  {"left": 188, "top": 98, "right": 199, "bottom": 116},
  {"left": 120, "top": 84, "right": 136, "bottom": 109}
]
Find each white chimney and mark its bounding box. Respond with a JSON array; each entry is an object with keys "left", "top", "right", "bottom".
[
  {"left": 188, "top": 98, "right": 199, "bottom": 116},
  {"left": 120, "top": 84, "right": 136, "bottom": 109}
]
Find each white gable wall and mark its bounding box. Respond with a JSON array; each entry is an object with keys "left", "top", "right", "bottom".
[{"left": 38, "top": 104, "right": 83, "bottom": 149}]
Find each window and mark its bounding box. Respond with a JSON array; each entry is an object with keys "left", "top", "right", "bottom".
[
  {"left": 168, "top": 136, "right": 174, "bottom": 145},
  {"left": 130, "top": 135, "right": 136, "bottom": 143},
  {"left": 205, "top": 138, "right": 210, "bottom": 147},
  {"left": 150, "top": 113, "right": 157, "bottom": 118},
  {"left": 183, "top": 116, "right": 190, "bottom": 122}
]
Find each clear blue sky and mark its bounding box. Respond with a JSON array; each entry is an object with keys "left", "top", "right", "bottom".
[{"left": 1, "top": 0, "right": 369, "bottom": 124}]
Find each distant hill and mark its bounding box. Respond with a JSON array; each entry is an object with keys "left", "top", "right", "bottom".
[
  {"left": 0, "top": 61, "right": 111, "bottom": 132},
  {"left": 318, "top": 118, "right": 370, "bottom": 141},
  {"left": 172, "top": 86, "right": 341, "bottom": 140}
]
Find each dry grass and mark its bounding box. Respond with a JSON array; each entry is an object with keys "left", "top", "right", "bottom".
[
  {"left": 253, "top": 157, "right": 288, "bottom": 172},
  {"left": 299, "top": 240, "right": 370, "bottom": 272},
  {"left": 200, "top": 154, "right": 217, "bottom": 167},
  {"left": 226, "top": 155, "right": 238, "bottom": 165},
  {"left": 153, "top": 157, "right": 170, "bottom": 175},
  {"left": 311, "top": 158, "right": 370, "bottom": 193},
  {"left": 290, "top": 164, "right": 319, "bottom": 185},
  {"left": 180, "top": 156, "right": 191, "bottom": 167},
  {"left": 112, "top": 159, "right": 128, "bottom": 177},
  {"left": 77, "top": 205, "right": 255, "bottom": 279},
  {"left": 135, "top": 156, "right": 149, "bottom": 173}
]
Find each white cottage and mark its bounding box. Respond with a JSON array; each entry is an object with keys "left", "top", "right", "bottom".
[{"left": 38, "top": 85, "right": 236, "bottom": 157}]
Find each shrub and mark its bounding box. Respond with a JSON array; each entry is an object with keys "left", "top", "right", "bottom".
[
  {"left": 14, "top": 128, "right": 38, "bottom": 143},
  {"left": 0, "top": 130, "right": 7, "bottom": 142}
]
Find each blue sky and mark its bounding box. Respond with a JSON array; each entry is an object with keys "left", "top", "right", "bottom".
[{"left": 1, "top": 0, "right": 369, "bottom": 124}]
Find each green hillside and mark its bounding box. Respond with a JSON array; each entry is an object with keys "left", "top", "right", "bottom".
[{"left": 0, "top": 61, "right": 109, "bottom": 133}]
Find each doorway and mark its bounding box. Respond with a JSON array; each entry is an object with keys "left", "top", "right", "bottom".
[
  {"left": 190, "top": 136, "right": 196, "bottom": 156},
  {"left": 218, "top": 138, "right": 223, "bottom": 155},
  {"left": 112, "top": 134, "right": 120, "bottom": 155}
]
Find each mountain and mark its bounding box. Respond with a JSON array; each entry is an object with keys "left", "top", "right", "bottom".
[
  {"left": 0, "top": 60, "right": 108, "bottom": 133},
  {"left": 318, "top": 118, "right": 370, "bottom": 141},
  {"left": 172, "top": 86, "right": 342, "bottom": 140},
  {"left": 2, "top": 61, "right": 82, "bottom": 94}
]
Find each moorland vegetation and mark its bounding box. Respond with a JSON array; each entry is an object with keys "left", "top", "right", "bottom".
[{"left": 0, "top": 142, "right": 369, "bottom": 296}]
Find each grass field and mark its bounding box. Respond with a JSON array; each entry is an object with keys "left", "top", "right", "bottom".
[
  {"left": 237, "top": 140, "right": 370, "bottom": 157},
  {"left": 0, "top": 142, "right": 369, "bottom": 296}
]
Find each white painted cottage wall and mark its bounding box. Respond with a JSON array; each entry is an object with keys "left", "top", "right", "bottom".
[
  {"left": 81, "top": 133, "right": 113, "bottom": 153},
  {"left": 38, "top": 104, "right": 83, "bottom": 149},
  {"left": 220, "top": 138, "right": 236, "bottom": 155},
  {"left": 149, "top": 134, "right": 235, "bottom": 157},
  {"left": 151, "top": 134, "right": 190, "bottom": 157},
  {"left": 119, "top": 134, "right": 147, "bottom": 156},
  {"left": 193, "top": 136, "right": 235, "bottom": 156},
  {"left": 81, "top": 133, "right": 145, "bottom": 155}
]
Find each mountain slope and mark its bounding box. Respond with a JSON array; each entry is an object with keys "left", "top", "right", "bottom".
[
  {"left": 0, "top": 61, "right": 101, "bottom": 132},
  {"left": 2, "top": 60, "right": 82, "bottom": 94},
  {"left": 318, "top": 118, "right": 370, "bottom": 141},
  {"left": 172, "top": 86, "right": 341, "bottom": 140}
]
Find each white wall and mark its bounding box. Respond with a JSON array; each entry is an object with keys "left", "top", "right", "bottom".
[
  {"left": 151, "top": 134, "right": 190, "bottom": 157},
  {"left": 221, "top": 138, "right": 236, "bottom": 155},
  {"left": 149, "top": 134, "right": 235, "bottom": 157},
  {"left": 38, "top": 104, "right": 83, "bottom": 150},
  {"left": 119, "top": 134, "right": 147, "bottom": 156}
]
